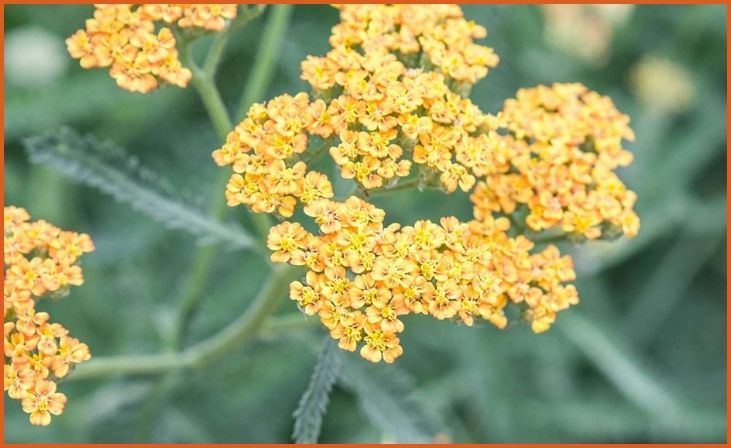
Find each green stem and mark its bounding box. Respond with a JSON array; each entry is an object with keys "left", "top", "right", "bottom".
[
  {"left": 171, "top": 11, "right": 292, "bottom": 344},
  {"left": 68, "top": 353, "right": 182, "bottom": 380},
  {"left": 171, "top": 246, "right": 219, "bottom": 348},
  {"left": 176, "top": 7, "right": 294, "bottom": 327},
  {"left": 530, "top": 231, "right": 568, "bottom": 245},
  {"left": 177, "top": 28, "right": 231, "bottom": 142},
  {"left": 346, "top": 177, "right": 423, "bottom": 201},
  {"left": 369, "top": 177, "right": 421, "bottom": 197},
  {"left": 236, "top": 4, "right": 294, "bottom": 120},
  {"left": 343, "top": 182, "right": 364, "bottom": 199},
  {"left": 300, "top": 137, "right": 335, "bottom": 165},
  {"left": 250, "top": 212, "right": 273, "bottom": 242},
  {"left": 69, "top": 265, "right": 303, "bottom": 381},
  {"left": 202, "top": 30, "right": 234, "bottom": 76},
  {"left": 171, "top": 63, "right": 234, "bottom": 348},
  {"left": 507, "top": 214, "right": 525, "bottom": 233},
  {"left": 189, "top": 71, "right": 232, "bottom": 142},
  {"left": 184, "top": 264, "right": 302, "bottom": 368},
  {"left": 258, "top": 312, "right": 320, "bottom": 338},
  {"left": 342, "top": 179, "right": 363, "bottom": 201},
  {"left": 202, "top": 5, "right": 267, "bottom": 75}
]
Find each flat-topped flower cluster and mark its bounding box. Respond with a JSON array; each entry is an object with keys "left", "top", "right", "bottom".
[
  {"left": 66, "top": 4, "right": 238, "bottom": 93},
  {"left": 269, "top": 198, "right": 578, "bottom": 362},
  {"left": 4, "top": 207, "right": 94, "bottom": 425},
  {"left": 213, "top": 4, "right": 640, "bottom": 363},
  {"left": 473, "top": 83, "right": 640, "bottom": 240}
]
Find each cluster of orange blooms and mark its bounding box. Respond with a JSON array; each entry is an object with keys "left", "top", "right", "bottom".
[
  {"left": 302, "top": 4, "right": 499, "bottom": 89},
  {"left": 4, "top": 207, "right": 94, "bottom": 425},
  {"left": 215, "top": 5, "right": 502, "bottom": 218},
  {"left": 213, "top": 92, "right": 336, "bottom": 218},
  {"left": 66, "top": 4, "right": 238, "bottom": 93},
  {"left": 269, "top": 198, "right": 577, "bottom": 362},
  {"left": 212, "top": 5, "right": 639, "bottom": 363},
  {"left": 300, "top": 4, "right": 500, "bottom": 193},
  {"left": 471, "top": 83, "right": 640, "bottom": 240}
]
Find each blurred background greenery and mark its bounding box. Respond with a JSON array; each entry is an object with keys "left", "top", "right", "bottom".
[{"left": 4, "top": 4, "right": 726, "bottom": 443}]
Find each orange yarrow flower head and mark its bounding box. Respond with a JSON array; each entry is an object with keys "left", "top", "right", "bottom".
[
  {"left": 297, "top": 4, "right": 501, "bottom": 194},
  {"left": 472, "top": 82, "right": 640, "bottom": 241},
  {"left": 213, "top": 92, "right": 336, "bottom": 218},
  {"left": 212, "top": 5, "right": 639, "bottom": 363},
  {"left": 66, "top": 4, "right": 238, "bottom": 93},
  {"left": 4, "top": 206, "right": 93, "bottom": 425}
]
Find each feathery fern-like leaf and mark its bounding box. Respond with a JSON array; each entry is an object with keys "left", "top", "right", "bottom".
[
  {"left": 292, "top": 337, "right": 341, "bottom": 443},
  {"left": 23, "top": 128, "right": 259, "bottom": 251}
]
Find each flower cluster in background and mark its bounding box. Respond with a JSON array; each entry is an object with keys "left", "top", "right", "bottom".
[
  {"left": 473, "top": 83, "right": 640, "bottom": 240},
  {"left": 630, "top": 55, "right": 695, "bottom": 114},
  {"left": 4, "top": 206, "right": 93, "bottom": 425},
  {"left": 213, "top": 4, "right": 640, "bottom": 363},
  {"left": 541, "top": 5, "right": 634, "bottom": 65},
  {"left": 66, "top": 4, "right": 237, "bottom": 93}
]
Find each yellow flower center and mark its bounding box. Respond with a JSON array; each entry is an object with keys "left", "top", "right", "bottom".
[
  {"left": 366, "top": 331, "right": 386, "bottom": 350},
  {"left": 279, "top": 237, "right": 297, "bottom": 252},
  {"left": 380, "top": 305, "right": 396, "bottom": 320}
]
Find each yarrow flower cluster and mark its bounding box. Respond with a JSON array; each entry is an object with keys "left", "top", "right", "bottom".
[
  {"left": 300, "top": 4, "right": 500, "bottom": 193},
  {"left": 4, "top": 206, "right": 93, "bottom": 425},
  {"left": 212, "top": 5, "right": 640, "bottom": 363},
  {"left": 213, "top": 92, "right": 336, "bottom": 217},
  {"left": 302, "top": 5, "right": 499, "bottom": 88},
  {"left": 472, "top": 83, "right": 640, "bottom": 240},
  {"left": 213, "top": 4, "right": 501, "bottom": 219},
  {"left": 269, "top": 198, "right": 578, "bottom": 362},
  {"left": 66, "top": 4, "right": 238, "bottom": 93}
]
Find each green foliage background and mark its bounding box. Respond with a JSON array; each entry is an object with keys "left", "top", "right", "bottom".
[{"left": 4, "top": 4, "right": 726, "bottom": 443}]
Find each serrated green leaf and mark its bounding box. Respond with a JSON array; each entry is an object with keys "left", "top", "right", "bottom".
[
  {"left": 338, "top": 352, "right": 443, "bottom": 443},
  {"left": 292, "top": 337, "right": 341, "bottom": 443},
  {"left": 22, "top": 128, "right": 259, "bottom": 252}
]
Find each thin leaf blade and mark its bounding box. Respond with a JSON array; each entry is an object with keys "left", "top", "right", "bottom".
[{"left": 292, "top": 337, "right": 341, "bottom": 443}]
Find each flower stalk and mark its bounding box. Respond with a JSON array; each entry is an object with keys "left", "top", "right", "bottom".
[
  {"left": 171, "top": 7, "right": 293, "bottom": 347},
  {"left": 69, "top": 265, "right": 304, "bottom": 381}
]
